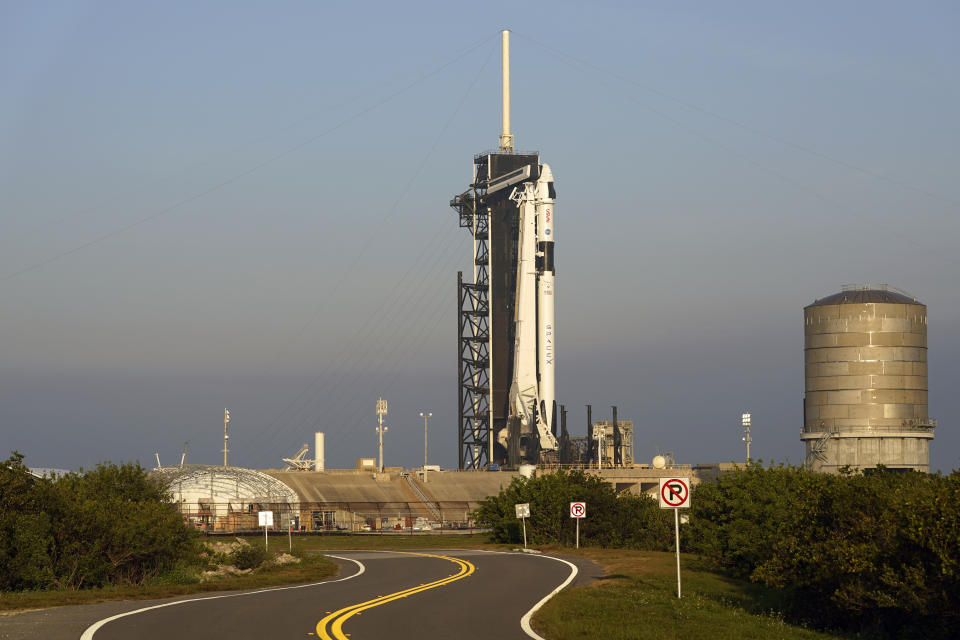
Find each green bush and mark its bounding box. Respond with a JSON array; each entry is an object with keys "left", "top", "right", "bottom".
[
  {"left": 230, "top": 543, "right": 269, "bottom": 570},
  {"left": 0, "top": 452, "right": 202, "bottom": 591},
  {"left": 686, "top": 464, "right": 960, "bottom": 639},
  {"left": 473, "top": 470, "right": 672, "bottom": 549}
]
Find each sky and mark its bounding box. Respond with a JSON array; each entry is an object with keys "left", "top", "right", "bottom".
[{"left": 1, "top": 1, "right": 958, "bottom": 473}]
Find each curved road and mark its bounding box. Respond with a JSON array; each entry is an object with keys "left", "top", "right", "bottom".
[{"left": 0, "top": 550, "right": 599, "bottom": 640}]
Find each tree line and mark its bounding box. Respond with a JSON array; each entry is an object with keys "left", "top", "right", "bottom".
[{"left": 473, "top": 465, "right": 959, "bottom": 638}]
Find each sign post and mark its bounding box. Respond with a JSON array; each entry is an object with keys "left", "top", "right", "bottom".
[
  {"left": 258, "top": 511, "right": 274, "bottom": 551},
  {"left": 658, "top": 478, "right": 690, "bottom": 598},
  {"left": 570, "top": 502, "right": 586, "bottom": 548},
  {"left": 515, "top": 503, "right": 530, "bottom": 549}
]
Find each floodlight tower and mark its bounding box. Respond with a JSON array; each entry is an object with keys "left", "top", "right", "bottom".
[
  {"left": 223, "top": 408, "right": 230, "bottom": 467},
  {"left": 376, "top": 398, "right": 388, "bottom": 472},
  {"left": 741, "top": 413, "right": 752, "bottom": 462}
]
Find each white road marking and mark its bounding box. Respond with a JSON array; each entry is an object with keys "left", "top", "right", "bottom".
[
  {"left": 79, "top": 555, "right": 364, "bottom": 640},
  {"left": 519, "top": 554, "right": 579, "bottom": 640}
]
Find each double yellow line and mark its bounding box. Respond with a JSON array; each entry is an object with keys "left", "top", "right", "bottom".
[{"left": 316, "top": 551, "right": 475, "bottom": 640}]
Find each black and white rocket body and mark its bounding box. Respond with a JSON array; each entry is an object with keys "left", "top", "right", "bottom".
[{"left": 505, "top": 165, "right": 558, "bottom": 456}]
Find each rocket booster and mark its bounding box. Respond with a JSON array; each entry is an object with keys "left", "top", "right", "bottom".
[{"left": 535, "top": 164, "right": 556, "bottom": 440}]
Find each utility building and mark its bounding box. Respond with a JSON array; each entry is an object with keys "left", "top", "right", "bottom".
[{"left": 802, "top": 285, "right": 936, "bottom": 472}]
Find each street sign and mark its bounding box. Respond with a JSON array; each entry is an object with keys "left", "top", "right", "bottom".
[
  {"left": 657, "top": 478, "right": 691, "bottom": 600},
  {"left": 658, "top": 478, "right": 691, "bottom": 509},
  {"left": 570, "top": 502, "right": 586, "bottom": 518},
  {"left": 258, "top": 511, "right": 274, "bottom": 527},
  {"left": 515, "top": 503, "right": 530, "bottom": 549}
]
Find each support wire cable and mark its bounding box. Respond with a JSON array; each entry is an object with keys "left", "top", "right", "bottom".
[
  {"left": 245, "top": 42, "right": 497, "bottom": 459},
  {"left": 514, "top": 31, "right": 958, "bottom": 207},
  {"left": 0, "top": 33, "right": 498, "bottom": 285},
  {"left": 516, "top": 34, "right": 945, "bottom": 248}
]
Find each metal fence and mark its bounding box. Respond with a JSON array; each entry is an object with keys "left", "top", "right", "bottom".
[{"left": 177, "top": 500, "right": 479, "bottom": 535}]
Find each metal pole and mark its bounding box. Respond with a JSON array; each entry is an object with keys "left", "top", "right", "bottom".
[
  {"left": 223, "top": 408, "right": 230, "bottom": 467},
  {"left": 379, "top": 413, "right": 384, "bottom": 472},
  {"left": 377, "top": 398, "right": 388, "bottom": 472},
  {"left": 421, "top": 412, "right": 432, "bottom": 469},
  {"left": 522, "top": 517, "right": 527, "bottom": 550},
  {"left": 674, "top": 508, "right": 681, "bottom": 598},
  {"left": 264, "top": 523, "right": 268, "bottom": 551},
  {"left": 575, "top": 518, "right": 580, "bottom": 549},
  {"left": 288, "top": 520, "right": 292, "bottom": 553}
]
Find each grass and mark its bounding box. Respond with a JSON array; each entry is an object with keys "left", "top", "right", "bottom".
[
  {"left": 532, "top": 548, "right": 848, "bottom": 640},
  {"left": 0, "top": 541, "right": 338, "bottom": 614},
  {"left": 0, "top": 533, "right": 500, "bottom": 614}
]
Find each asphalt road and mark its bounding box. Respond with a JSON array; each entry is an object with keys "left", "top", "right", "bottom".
[{"left": 0, "top": 550, "right": 600, "bottom": 640}]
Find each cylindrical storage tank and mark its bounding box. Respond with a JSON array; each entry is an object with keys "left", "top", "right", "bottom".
[{"left": 802, "top": 285, "right": 935, "bottom": 472}]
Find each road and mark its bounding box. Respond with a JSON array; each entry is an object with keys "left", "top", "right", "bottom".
[{"left": 0, "top": 549, "right": 600, "bottom": 640}]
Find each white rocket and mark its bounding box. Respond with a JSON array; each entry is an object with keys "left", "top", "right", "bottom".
[
  {"left": 535, "top": 165, "right": 556, "bottom": 442},
  {"left": 501, "top": 164, "right": 557, "bottom": 455}
]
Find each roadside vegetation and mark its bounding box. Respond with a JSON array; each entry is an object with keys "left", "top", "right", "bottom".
[
  {"left": 534, "top": 548, "right": 844, "bottom": 640},
  {"left": 0, "top": 452, "right": 340, "bottom": 612},
  {"left": 686, "top": 463, "right": 960, "bottom": 639},
  {"left": 0, "top": 452, "right": 200, "bottom": 592},
  {"left": 475, "top": 466, "right": 960, "bottom": 639}
]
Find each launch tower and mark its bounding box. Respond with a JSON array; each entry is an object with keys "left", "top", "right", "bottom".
[{"left": 452, "top": 31, "right": 559, "bottom": 468}]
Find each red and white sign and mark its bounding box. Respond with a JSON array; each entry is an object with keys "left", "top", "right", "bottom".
[
  {"left": 570, "top": 502, "right": 586, "bottom": 519},
  {"left": 658, "top": 478, "right": 691, "bottom": 509}
]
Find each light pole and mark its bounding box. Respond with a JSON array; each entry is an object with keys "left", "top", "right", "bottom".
[
  {"left": 376, "top": 398, "right": 388, "bottom": 472},
  {"left": 741, "top": 413, "right": 752, "bottom": 462},
  {"left": 223, "top": 408, "right": 230, "bottom": 467},
  {"left": 420, "top": 412, "right": 432, "bottom": 469}
]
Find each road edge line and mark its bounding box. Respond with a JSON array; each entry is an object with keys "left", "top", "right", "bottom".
[
  {"left": 79, "top": 555, "right": 364, "bottom": 640},
  {"left": 518, "top": 554, "right": 579, "bottom": 640}
]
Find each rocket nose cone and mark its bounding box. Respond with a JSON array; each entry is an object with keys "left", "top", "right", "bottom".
[{"left": 539, "top": 163, "right": 554, "bottom": 182}]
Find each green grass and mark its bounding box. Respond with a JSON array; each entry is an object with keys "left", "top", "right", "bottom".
[
  {"left": 533, "top": 549, "right": 848, "bottom": 640},
  {"left": 0, "top": 545, "right": 338, "bottom": 613}
]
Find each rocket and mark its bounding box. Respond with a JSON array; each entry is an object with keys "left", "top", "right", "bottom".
[
  {"left": 505, "top": 163, "right": 558, "bottom": 455},
  {"left": 535, "top": 164, "right": 556, "bottom": 440}
]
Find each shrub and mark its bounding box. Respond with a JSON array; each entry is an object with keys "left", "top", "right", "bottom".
[
  {"left": 1, "top": 452, "right": 202, "bottom": 591},
  {"left": 230, "top": 543, "right": 269, "bottom": 570},
  {"left": 686, "top": 464, "right": 960, "bottom": 639},
  {"left": 473, "top": 470, "right": 672, "bottom": 550}
]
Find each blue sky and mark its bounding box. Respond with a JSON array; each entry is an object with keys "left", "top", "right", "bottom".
[{"left": 1, "top": 1, "right": 957, "bottom": 472}]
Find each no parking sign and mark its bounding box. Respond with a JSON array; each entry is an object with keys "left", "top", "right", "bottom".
[
  {"left": 658, "top": 478, "right": 690, "bottom": 509},
  {"left": 569, "top": 502, "right": 586, "bottom": 518},
  {"left": 657, "top": 477, "right": 691, "bottom": 600}
]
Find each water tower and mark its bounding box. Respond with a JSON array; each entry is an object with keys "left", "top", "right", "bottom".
[{"left": 802, "top": 285, "right": 936, "bottom": 472}]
